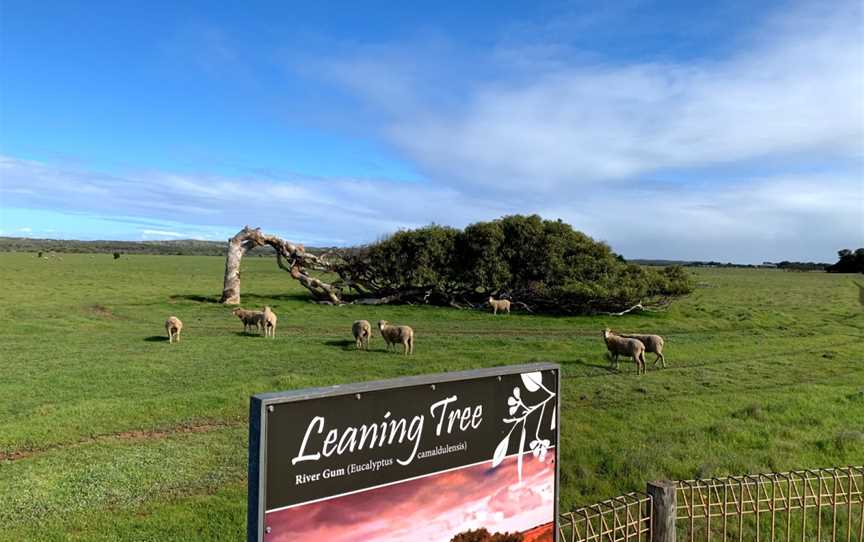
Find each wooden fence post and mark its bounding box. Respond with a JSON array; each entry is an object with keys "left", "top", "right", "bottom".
[{"left": 647, "top": 480, "right": 676, "bottom": 542}]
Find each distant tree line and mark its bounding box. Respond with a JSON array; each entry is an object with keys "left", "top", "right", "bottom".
[
  {"left": 632, "top": 259, "right": 831, "bottom": 271},
  {"left": 450, "top": 528, "right": 523, "bottom": 542},
  {"left": 0, "top": 237, "right": 331, "bottom": 257},
  {"left": 826, "top": 248, "right": 864, "bottom": 273}
]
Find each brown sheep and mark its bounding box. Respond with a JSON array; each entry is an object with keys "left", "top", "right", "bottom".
[
  {"left": 620, "top": 333, "right": 666, "bottom": 367},
  {"left": 488, "top": 296, "right": 511, "bottom": 315},
  {"left": 378, "top": 320, "right": 414, "bottom": 355},
  {"left": 602, "top": 328, "right": 645, "bottom": 374},
  {"left": 165, "top": 316, "right": 183, "bottom": 344},
  {"left": 232, "top": 308, "right": 264, "bottom": 334},
  {"left": 352, "top": 320, "right": 372, "bottom": 350}
]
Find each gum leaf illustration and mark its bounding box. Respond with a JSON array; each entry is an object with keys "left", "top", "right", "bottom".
[
  {"left": 492, "top": 435, "right": 509, "bottom": 468},
  {"left": 494, "top": 371, "right": 557, "bottom": 482},
  {"left": 520, "top": 371, "right": 543, "bottom": 392}
]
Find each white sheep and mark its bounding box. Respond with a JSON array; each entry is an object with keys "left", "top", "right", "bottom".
[
  {"left": 352, "top": 320, "right": 373, "bottom": 350},
  {"left": 620, "top": 333, "right": 666, "bottom": 368},
  {"left": 602, "top": 328, "right": 645, "bottom": 374},
  {"left": 488, "top": 296, "right": 511, "bottom": 315},
  {"left": 262, "top": 306, "right": 277, "bottom": 338},
  {"left": 165, "top": 316, "right": 183, "bottom": 344},
  {"left": 378, "top": 320, "right": 414, "bottom": 355}
]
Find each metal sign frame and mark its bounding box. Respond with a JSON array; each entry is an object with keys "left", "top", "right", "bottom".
[{"left": 248, "top": 362, "right": 561, "bottom": 542}]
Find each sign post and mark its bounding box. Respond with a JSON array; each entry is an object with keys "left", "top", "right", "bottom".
[{"left": 248, "top": 362, "right": 560, "bottom": 542}]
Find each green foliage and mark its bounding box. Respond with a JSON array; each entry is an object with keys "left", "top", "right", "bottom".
[
  {"left": 345, "top": 215, "right": 694, "bottom": 313},
  {"left": 827, "top": 248, "right": 864, "bottom": 273}
]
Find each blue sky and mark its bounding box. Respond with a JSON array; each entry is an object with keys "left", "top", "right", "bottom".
[{"left": 1, "top": 0, "right": 862, "bottom": 262}]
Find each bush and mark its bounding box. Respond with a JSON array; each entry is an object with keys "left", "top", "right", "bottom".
[{"left": 340, "top": 215, "right": 693, "bottom": 313}]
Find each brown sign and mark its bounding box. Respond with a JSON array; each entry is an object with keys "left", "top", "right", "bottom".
[{"left": 248, "top": 363, "right": 560, "bottom": 542}]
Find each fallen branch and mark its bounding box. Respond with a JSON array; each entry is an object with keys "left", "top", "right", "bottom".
[{"left": 604, "top": 303, "right": 645, "bottom": 316}]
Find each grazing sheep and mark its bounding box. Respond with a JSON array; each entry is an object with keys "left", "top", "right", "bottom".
[
  {"left": 378, "top": 320, "right": 414, "bottom": 355},
  {"left": 262, "top": 306, "right": 277, "bottom": 338},
  {"left": 352, "top": 320, "right": 373, "bottom": 350},
  {"left": 165, "top": 316, "right": 183, "bottom": 344},
  {"left": 620, "top": 333, "right": 666, "bottom": 367},
  {"left": 488, "top": 296, "right": 511, "bottom": 315},
  {"left": 602, "top": 328, "right": 645, "bottom": 374},
  {"left": 232, "top": 308, "right": 264, "bottom": 334}
]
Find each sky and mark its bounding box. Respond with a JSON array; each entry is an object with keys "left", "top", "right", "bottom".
[
  {"left": 266, "top": 451, "right": 555, "bottom": 542},
  {"left": 0, "top": 0, "right": 862, "bottom": 262}
]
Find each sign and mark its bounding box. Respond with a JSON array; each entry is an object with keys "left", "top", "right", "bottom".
[{"left": 248, "top": 362, "right": 560, "bottom": 542}]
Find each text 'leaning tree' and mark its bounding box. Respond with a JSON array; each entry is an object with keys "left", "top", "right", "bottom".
[{"left": 219, "top": 216, "right": 694, "bottom": 313}]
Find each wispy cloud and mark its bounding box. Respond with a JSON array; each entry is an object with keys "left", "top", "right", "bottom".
[
  {"left": 311, "top": 1, "right": 863, "bottom": 193},
  {"left": 141, "top": 229, "right": 185, "bottom": 239},
  {"left": 2, "top": 153, "right": 860, "bottom": 261},
  {"left": 0, "top": 154, "right": 514, "bottom": 247}
]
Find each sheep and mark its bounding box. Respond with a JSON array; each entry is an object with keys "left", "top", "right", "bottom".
[
  {"left": 488, "top": 296, "right": 511, "bottom": 315},
  {"left": 378, "top": 320, "right": 414, "bottom": 355},
  {"left": 619, "top": 333, "right": 666, "bottom": 368},
  {"left": 602, "top": 328, "right": 645, "bottom": 374},
  {"left": 232, "top": 308, "right": 264, "bottom": 334},
  {"left": 165, "top": 316, "right": 183, "bottom": 344},
  {"left": 262, "top": 306, "right": 277, "bottom": 338},
  {"left": 352, "top": 320, "right": 373, "bottom": 350}
]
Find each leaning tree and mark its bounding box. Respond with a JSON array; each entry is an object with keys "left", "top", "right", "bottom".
[
  {"left": 219, "top": 226, "right": 344, "bottom": 304},
  {"left": 219, "top": 216, "right": 693, "bottom": 314}
]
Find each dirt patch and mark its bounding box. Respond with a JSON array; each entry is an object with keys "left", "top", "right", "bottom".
[
  {"left": 84, "top": 304, "right": 126, "bottom": 320},
  {"left": 0, "top": 420, "right": 243, "bottom": 463}
]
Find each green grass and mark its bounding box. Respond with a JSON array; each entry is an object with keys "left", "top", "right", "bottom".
[{"left": 1, "top": 253, "right": 862, "bottom": 540}]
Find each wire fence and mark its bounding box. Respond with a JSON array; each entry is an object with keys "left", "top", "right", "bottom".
[
  {"left": 559, "top": 466, "right": 864, "bottom": 542},
  {"left": 677, "top": 467, "right": 864, "bottom": 542},
  {"left": 559, "top": 492, "right": 653, "bottom": 542}
]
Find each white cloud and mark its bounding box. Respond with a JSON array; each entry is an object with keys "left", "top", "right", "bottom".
[
  {"left": 2, "top": 154, "right": 860, "bottom": 262},
  {"left": 17, "top": 227, "right": 32, "bottom": 233},
  {"left": 315, "top": 1, "right": 863, "bottom": 193},
  {"left": 542, "top": 173, "right": 864, "bottom": 262},
  {"left": 0, "top": 154, "right": 514, "bottom": 247}
]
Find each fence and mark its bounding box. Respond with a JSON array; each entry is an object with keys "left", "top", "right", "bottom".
[{"left": 559, "top": 466, "right": 864, "bottom": 542}]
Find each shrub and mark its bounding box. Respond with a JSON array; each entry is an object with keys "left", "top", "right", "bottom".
[{"left": 340, "top": 215, "right": 693, "bottom": 313}]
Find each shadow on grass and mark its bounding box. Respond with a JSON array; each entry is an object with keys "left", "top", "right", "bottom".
[
  {"left": 566, "top": 358, "right": 618, "bottom": 373},
  {"left": 170, "top": 294, "right": 222, "bottom": 304},
  {"left": 325, "top": 339, "right": 355, "bottom": 350},
  {"left": 233, "top": 331, "right": 264, "bottom": 337},
  {"left": 144, "top": 335, "right": 168, "bottom": 342},
  {"left": 241, "top": 293, "right": 311, "bottom": 303}
]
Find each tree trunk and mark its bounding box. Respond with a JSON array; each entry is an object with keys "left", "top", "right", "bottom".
[{"left": 220, "top": 226, "right": 263, "bottom": 304}]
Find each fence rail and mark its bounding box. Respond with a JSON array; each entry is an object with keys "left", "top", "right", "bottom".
[
  {"left": 559, "top": 492, "right": 653, "bottom": 542},
  {"left": 559, "top": 466, "right": 864, "bottom": 542}
]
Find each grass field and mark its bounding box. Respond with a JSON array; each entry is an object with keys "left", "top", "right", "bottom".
[{"left": 1, "top": 252, "right": 862, "bottom": 541}]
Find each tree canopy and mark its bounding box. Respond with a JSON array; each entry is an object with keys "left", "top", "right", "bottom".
[
  {"left": 336, "top": 214, "right": 693, "bottom": 313},
  {"left": 826, "top": 248, "right": 864, "bottom": 273}
]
